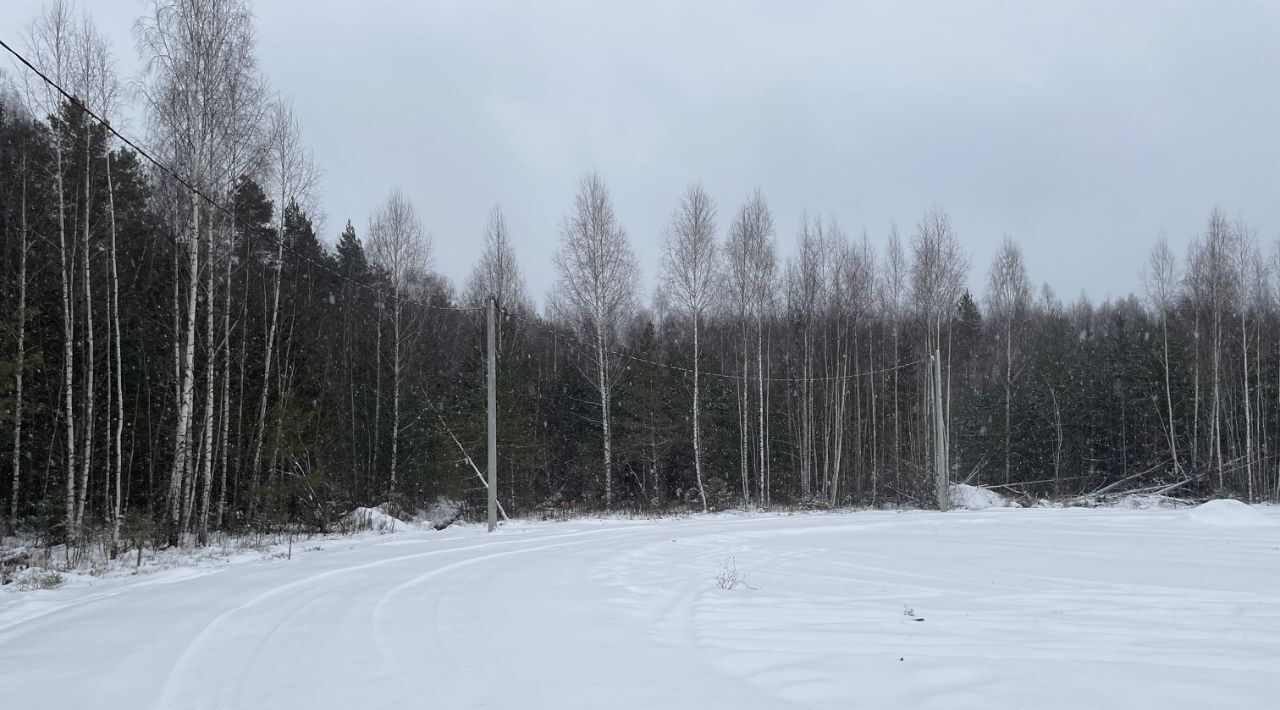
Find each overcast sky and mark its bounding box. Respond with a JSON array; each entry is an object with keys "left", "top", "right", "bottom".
[{"left": 6, "top": 0, "right": 1280, "bottom": 308}]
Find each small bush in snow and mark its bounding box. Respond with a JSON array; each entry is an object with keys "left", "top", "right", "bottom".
[
  {"left": 13, "top": 568, "right": 64, "bottom": 591},
  {"left": 423, "top": 498, "right": 461, "bottom": 530},
  {"left": 715, "top": 556, "right": 757, "bottom": 591}
]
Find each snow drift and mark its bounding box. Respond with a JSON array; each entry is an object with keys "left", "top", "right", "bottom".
[
  {"left": 1184, "top": 499, "right": 1275, "bottom": 527},
  {"left": 343, "top": 505, "right": 411, "bottom": 533},
  {"left": 949, "top": 483, "right": 1009, "bottom": 510}
]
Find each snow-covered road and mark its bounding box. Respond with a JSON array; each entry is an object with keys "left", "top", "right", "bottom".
[{"left": 4, "top": 506, "right": 1279, "bottom": 709}]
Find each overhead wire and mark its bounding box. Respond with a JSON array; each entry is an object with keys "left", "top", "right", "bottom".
[
  {"left": 0, "top": 36, "right": 483, "bottom": 315},
  {"left": 4, "top": 35, "right": 928, "bottom": 383},
  {"left": 503, "top": 309, "right": 926, "bottom": 384}
]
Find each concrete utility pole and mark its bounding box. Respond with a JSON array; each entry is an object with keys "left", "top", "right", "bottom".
[
  {"left": 933, "top": 349, "right": 950, "bottom": 511},
  {"left": 487, "top": 296, "right": 498, "bottom": 532}
]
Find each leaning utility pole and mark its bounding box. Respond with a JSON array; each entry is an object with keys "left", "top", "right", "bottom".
[
  {"left": 487, "top": 296, "right": 498, "bottom": 532},
  {"left": 933, "top": 349, "right": 950, "bottom": 511}
]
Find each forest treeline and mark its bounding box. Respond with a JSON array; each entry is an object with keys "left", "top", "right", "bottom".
[{"left": 2, "top": 1, "right": 1277, "bottom": 549}]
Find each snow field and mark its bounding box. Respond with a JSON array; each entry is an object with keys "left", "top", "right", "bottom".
[{"left": 2, "top": 504, "right": 1279, "bottom": 709}]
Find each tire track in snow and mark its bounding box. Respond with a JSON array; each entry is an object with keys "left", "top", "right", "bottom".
[{"left": 149, "top": 524, "right": 661, "bottom": 710}]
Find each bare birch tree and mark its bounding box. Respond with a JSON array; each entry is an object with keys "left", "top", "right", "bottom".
[
  {"left": 367, "top": 188, "right": 429, "bottom": 500},
  {"left": 985, "top": 236, "right": 1031, "bottom": 485},
  {"left": 75, "top": 16, "right": 125, "bottom": 550},
  {"left": 1143, "top": 236, "right": 1182, "bottom": 479},
  {"left": 1185, "top": 209, "right": 1236, "bottom": 489},
  {"left": 660, "top": 183, "right": 718, "bottom": 512},
  {"left": 1234, "top": 219, "right": 1259, "bottom": 499},
  {"left": 213, "top": 55, "right": 268, "bottom": 534},
  {"left": 552, "top": 172, "right": 639, "bottom": 508},
  {"left": 137, "top": 0, "right": 256, "bottom": 541},
  {"left": 786, "top": 214, "right": 827, "bottom": 500},
  {"left": 246, "top": 98, "right": 316, "bottom": 514},
  {"left": 910, "top": 206, "right": 968, "bottom": 506},
  {"left": 464, "top": 206, "right": 530, "bottom": 313},
  {"left": 724, "top": 190, "right": 775, "bottom": 504},
  {"left": 464, "top": 205, "right": 531, "bottom": 355},
  {"left": 26, "top": 0, "right": 78, "bottom": 543},
  {"left": 881, "top": 224, "right": 907, "bottom": 495}
]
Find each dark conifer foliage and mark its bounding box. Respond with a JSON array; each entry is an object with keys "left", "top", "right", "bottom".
[{"left": 2, "top": 5, "right": 1277, "bottom": 548}]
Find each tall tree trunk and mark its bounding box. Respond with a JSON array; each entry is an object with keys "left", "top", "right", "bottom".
[
  {"left": 388, "top": 294, "right": 402, "bottom": 499},
  {"left": 756, "top": 316, "right": 766, "bottom": 506},
  {"left": 869, "top": 336, "right": 878, "bottom": 505},
  {"left": 107, "top": 153, "right": 124, "bottom": 553},
  {"left": 10, "top": 158, "right": 30, "bottom": 531},
  {"left": 892, "top": 323, "right": 900, "bottom": 500},
  {"left": 691, "top": 315, "right": 711, "bottom": 511},
  {"left": 56, "top": 128, "right": 77, "bottom": 546},
  {"left": 372, "top": 304, "right": 382, "bottom": 501},
  {"left": 740, "top": 319, "right": 750, "bottom": 502},
  {"left": 799, "top": 332, "right": 809, "bottom": 498},
  {"left": 168, "top": 192, "right": 200, "bottom": 541},
  {"left": 1049, "top": 383, "right": 1063, "bottom": 496},
  {"left": 1192, "top": 311, "right": 1201, "bottom": 473},
  {"left": 945, "top": 319, "right": 953, "bottom": 484},
  {"left": 233, "top": 239, "right": 249, "bottom": 516},
  {"left": 1242, "top": 307, "right": 1254, "bottom": 500},
  {"left": 1004, "top": 319, "right": 1012, "bottom": 485},
  {"left": 248, "top": 229, "right": 285, "bottom": 511},
  {"left": 765, "top": 331, "right": 773, "bottom": 506},
  {"left": 75, "top": 126, "right": 96, "bottom": 535},
  {"left": 1212, "top": 309, "right": 1223, "bottom": 489},
  {"left": 197, "top": 214, "right": 217, "bottom": 541},
  {"left": 216, "top": 213, "right": 234, "bottom": 530},
  {"left": 597, "top": 326, "right": 612, "bottom": 507},
  {"left": 344, "top": 283, "right": 359, "bottom": 500},
  {"left": 1160, "top": 312, "right": 1180, "bottom": 478},
  {"left": 1254, "top": 316, "right": 1265, "bottom": 498}
]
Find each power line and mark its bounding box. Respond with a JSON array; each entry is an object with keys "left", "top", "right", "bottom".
[
  {"left": 0, "top": 36, "right": 482, "bottom": 315},
  {"left": 4, "top": 35, "right": 923, "bottom": 383},
  {"left": 504, "top": 310, "right": 925, "bottom": 384}
]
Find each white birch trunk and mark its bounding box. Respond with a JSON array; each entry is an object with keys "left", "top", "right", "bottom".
[
  {"left": 1242, "top": 308, "right": 1254, "bottom": 500},
  {"left": 1157, "top": 311, "right": 1179, "bottom": 478},
  {"left": 248, "top": 225, "right": 285, "bottom": 507},
  {"left": 169, "top": 189, "right": 200, "bottom": 536},
  {"left": 216, "top": 214, "right": 234, "bottom": 530},
  {"left": 691, "top": 319, "right": 711, "bottom": 514},
  {"left": 75, "top": 129, "right": 96, "bottom": 534},
  {"left": 56, "top": 123, "right": 77, "bottom": 545},
  {"left": 597, "top": 326, "right": 611, "bottom": 507},
  {"left": 10, "top": 159, "right": 30, "bottom": 530},
  {"left": 197, "top": 215, "right": 217, "bottom": 539},
  {"left": 372, "top": 304, "right": 382, "bottom": 498},
  {"left": 756, "top": 317, "right": 766, "bottom": 506},
  {"left": 107, "top": 153, "right": 124, "bottom": 552},
  {"left": 389, "top": 293, "right": 402, "bottom": 499}
]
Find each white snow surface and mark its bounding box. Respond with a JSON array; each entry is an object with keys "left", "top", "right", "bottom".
[
  {"left": 4, "top": 507, "right": 1280, "bottom": 709},
  {"left": 1184, "top": 498, "right": 1277, "bottom": 527}
]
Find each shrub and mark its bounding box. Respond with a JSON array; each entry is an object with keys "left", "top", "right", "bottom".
[
  {"left": 714, "top": 556, "right": 757, "bottom": 591},
  {"left": 14, "top": 568, "right": 64, "bottom": 591}
]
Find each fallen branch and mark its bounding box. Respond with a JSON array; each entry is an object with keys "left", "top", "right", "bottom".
[
  {"left": 427, "top": 406, "right": 510, "bottom": 523},
  {"left": 1089, "top": 459, "right": 1171, "bottom": 497}
]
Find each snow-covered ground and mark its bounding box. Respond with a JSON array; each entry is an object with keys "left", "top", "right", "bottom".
[{"left": 3, "top": 503, "right": 1279, "bottom": 709}]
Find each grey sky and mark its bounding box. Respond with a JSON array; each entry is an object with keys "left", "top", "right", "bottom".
[{"left": 6, "top": 0, "right": 1280, "bottom": 309}]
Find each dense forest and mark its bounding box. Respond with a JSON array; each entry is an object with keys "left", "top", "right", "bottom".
[{"left": 2, "top": 1, "right": 1278, "bottom": 551}]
